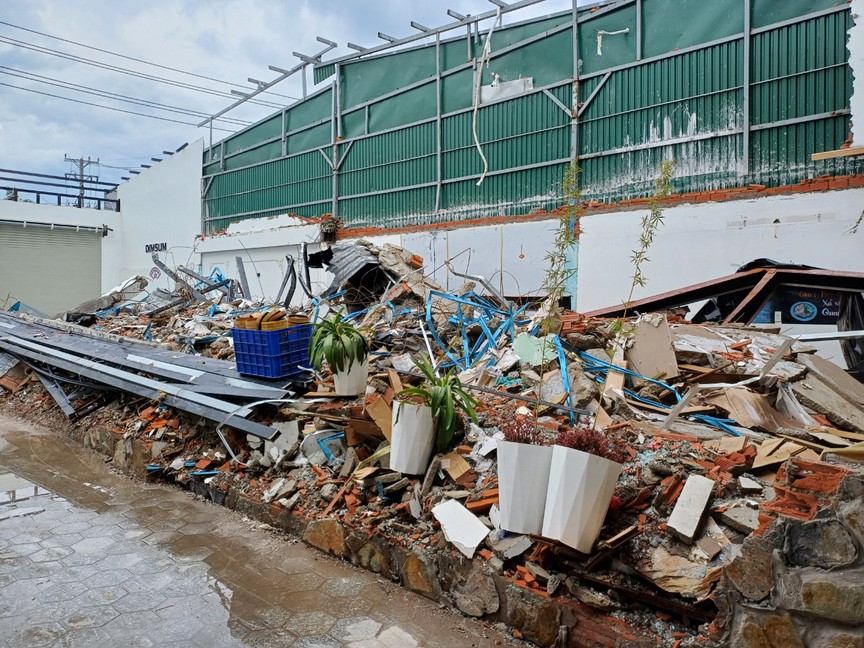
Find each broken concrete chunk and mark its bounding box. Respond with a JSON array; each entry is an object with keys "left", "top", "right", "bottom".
[
  {"left": 667, "top": 474, "right": 714, "bottom": 544},
  {"left": 432, "top": 499, "right": 490, "bottom": 559},
  {"left": 625, "top": 313, "right": 679, "bottom": 381},
  {"left": 792, "top": 374, "right": 864, "bottom": 434},
  {"left": 715, "top": 506, "right": 759, "bottom": 535},
  {"left": 489, "top": 532, "right": 533, "bottom": 560},
  {"left": 738, "top": 475, "right": 763, "bottom": 494}
]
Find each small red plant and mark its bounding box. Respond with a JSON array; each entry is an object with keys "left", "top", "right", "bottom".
[
  {"left": 555, "top": 426, "right": 628, "bottom": 463},
  {"left": 502, "top": 416, "right": 546, "bottom": 445}
]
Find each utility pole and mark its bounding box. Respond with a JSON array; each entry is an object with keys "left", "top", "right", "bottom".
[{"left": 64, "top": 155, "right": 99, "bottom": 208}]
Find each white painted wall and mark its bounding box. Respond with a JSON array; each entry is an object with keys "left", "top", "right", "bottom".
[
  {"left": 576, "top": 188, "right": 864, "bottom": 312},
  {"left": 194, "top": 189, "right": 864, "bottom": 324},
  {"left": 850, "top": 0, "right": 864, "bottom": 146},
  {"left": 111, "top": 139, "right": 204, "bottom": 293},
  {"left": 194, "top": 214, "right": 559, "bottom": 306}
]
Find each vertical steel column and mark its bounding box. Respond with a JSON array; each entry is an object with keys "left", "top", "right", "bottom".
[
  {"left": 209, "top": 119, "right": 214, "bottom": 159},
  {"left": 302, "top": 64, "right": 308, "bottom": 99},
  {"left": 435, "top": 33, "right": 443, "bottom": 212},
  {"left": 331, "top": 66, "right": 342, "bottom": 218},
  {"left": 571, "top": 0, "right": 580, "bottom": 163},
  {"left": 569, "top": 0, "right": 581, "bottom": 312},
  {"left": 636, "top": 0, "right": 643, "bottom": 60},
  {"left": 219, "top": 141, "right": 225, "bottom": 172},
  {"left": 281, "top": 108, "right": 287, "bottom": 157},
  {"left": 742, "top": 0, "right": 751, "bottom": 179}
]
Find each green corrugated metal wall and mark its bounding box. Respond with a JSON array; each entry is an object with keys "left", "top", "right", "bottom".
[{"left": 203, "top": 0, "right": 860, "bottom": 233}]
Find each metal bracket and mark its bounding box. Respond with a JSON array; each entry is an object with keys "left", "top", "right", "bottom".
[
  {"left": 577, "top": 71, "right": 611, "bottom": 117},
  {"left": 542, "top": 89, "right": 572, "bottom": 117},
  {"left": 318, "top": 140, "right": 354, "bottom": 171}
]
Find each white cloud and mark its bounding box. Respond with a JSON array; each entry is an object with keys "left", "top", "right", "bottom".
[{"left": 0, "top": 0, "right": 573, "bottom": 184}]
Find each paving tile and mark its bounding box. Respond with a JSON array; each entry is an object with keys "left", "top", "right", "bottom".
[
  {"left": 323, "top": 577, "right": 365, "bottom": 598},
  {"left": 0, "top": 424, "right": 516, "bottom": 648},
  {"left": 7, "top": 622, "right": 65, "bottom": 647},
  {"left": 294, "top": 636, "right": 344, "bottom": 648},
  {"left": 330, "top": 617, "right": 382, "bottom": 642},
  {"left": 63, "top": 605, "right": 120, "bottom": 630},
  {"left": 285, "top": 611, "right": 338, "bottom": 636}
]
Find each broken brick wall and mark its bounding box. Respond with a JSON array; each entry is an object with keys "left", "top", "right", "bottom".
[{"left": 720, "top": 458, "right": 864, "bottom": 648}]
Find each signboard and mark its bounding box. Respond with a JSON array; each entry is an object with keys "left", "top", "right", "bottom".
[
  {"left": 775, "top": 288, "right": 842, "bottom": 325},
  {"left": 145, "top": 242, "right": 167, "bottom": 253}
]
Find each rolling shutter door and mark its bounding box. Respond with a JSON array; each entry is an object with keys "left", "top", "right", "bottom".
[{"left": 0, "top": 226, "right": 101, "bottom": 316}]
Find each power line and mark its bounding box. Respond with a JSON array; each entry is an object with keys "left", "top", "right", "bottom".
[
  {"left": 0, "top": 35, "right": 286, "bottom": 110},
  {"left": 0, "top": 81, "right": 236, "bottom": 131},
  {"left": 0, "top": 19, "right": 300, "bottom": 102},
  {"left": 0, "top": 66, "right": 252, "bottom": 126}
]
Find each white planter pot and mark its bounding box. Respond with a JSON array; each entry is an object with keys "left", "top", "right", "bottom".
[
  {"left": 332, "top": 358, "right": 369, "bottom": 396},
  {"left": 390, "top": 401, "right": 435, "bottom": 475},
  {"left": 542, "top": 445, "right": 622, "bottom": 553},
  {"left": 497, "top": 441, "right": 553, "bottom": 535}
]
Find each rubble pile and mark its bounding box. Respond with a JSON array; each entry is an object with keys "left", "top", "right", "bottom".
[{"left": 1, "top": 243, "right": 863, "bottom": 648}]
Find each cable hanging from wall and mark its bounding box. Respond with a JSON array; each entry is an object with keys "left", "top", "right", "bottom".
[{"left": 472, "top": 5, "right": 503, "bottom": 188}]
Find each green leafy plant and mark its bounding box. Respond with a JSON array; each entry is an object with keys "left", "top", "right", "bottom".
[
  {"left": 608, "top": 159, "right": 676, "bottom": 343},
  {"left": 397, "top": 357, "right": 479, "bottom": 453},
  {"left": 309, "top": 311, "right": 369, "bottom": 374},
  {"left": 538, "top": 160, "right": 583, "bottom": 334}
]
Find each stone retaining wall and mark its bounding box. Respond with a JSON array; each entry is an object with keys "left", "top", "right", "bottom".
[{"left": 719, "top": 458, "right": 864, "bottom": 648}]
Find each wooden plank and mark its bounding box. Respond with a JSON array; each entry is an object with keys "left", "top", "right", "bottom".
[
  {"left": 602, "top": 346, "right": 626, "bottom": 399},
  {"left": 811, "top": 146, "right": 864, "bottom": 161},
  {"left": 752, "top": 439, "right": 805, "bottom": 470},
  {"left": 705, "top": 387, "right": 801, "bottom": 433},
  {"left": 387, "top": 368, "right": 403, "bottom": 394},
  {"left": 624, "top": 399, "right": 715, "bottom": 416},
  {"left": 365, "top": 395, "right": 392, "bottom": 442}
]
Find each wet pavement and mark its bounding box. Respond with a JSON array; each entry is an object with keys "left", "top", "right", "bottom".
[{"left": 0, "top": 415, "right": 517, "bottom": 648}]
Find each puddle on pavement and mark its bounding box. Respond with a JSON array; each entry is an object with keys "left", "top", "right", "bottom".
[
  {"left": 0, "top": 420, "right": 507, "bottom": 648},
  {"left": 0, "top": 470, "right": 52, "bottom": 506}
]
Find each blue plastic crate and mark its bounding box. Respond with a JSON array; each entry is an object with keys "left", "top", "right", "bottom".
[{"left": 232, "top": 324, "right": 312, "bottom": 379}]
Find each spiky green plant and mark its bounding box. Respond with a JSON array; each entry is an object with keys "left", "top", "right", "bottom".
[
  {"left": 309, "top": 311, "right": 368, "bottom": 374},
  {"left": 608, "top": 159, "right": 676, "bottom": 344},
  {"left": 538, "top": 160, "right": 583, "bottom": 333},
  {"left": 396, "top": 357, "right": 479, "bottom": 453}
]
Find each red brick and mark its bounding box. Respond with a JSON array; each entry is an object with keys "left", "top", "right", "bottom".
[
  {"left": 761, "top": 485, "right": 819, "bottom": 521},
  {"left": 783, "top": 458, "right": 848, "bottom": 494}
]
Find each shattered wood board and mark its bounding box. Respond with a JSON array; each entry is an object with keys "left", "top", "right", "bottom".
[
  {"left": 752, "top": 439, "right": 805, "bottom": 471},
  {"left": 797, "top": 353, "right": 864, "bottom": 407},
  {"left": 440, "top": 451, "right": 471, "bottom": 481},
  {"left": 806, "top": 431, "right": 853, "bottom": 447},
  {"left": 792, "top": 374, "right": 864, "bottom": 434},
  {"left": 602, "top": 346, "right": 626, "bottom": 399},
  {"left": 703, "top": 437, "right": 748, "bottom": 455},
  {"left": 625, "top": 313, "right": 679, "bottom": 380},
  {"left": 705, "top": 387, "right": 801, "bottom": 433},
  {"left": 365, "top": 396, "right": 392, "bottom": 442}
]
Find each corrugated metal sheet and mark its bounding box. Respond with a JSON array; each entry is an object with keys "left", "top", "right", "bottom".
[{"left": 203, "top": 0, "right": 856, "bottom": 233}]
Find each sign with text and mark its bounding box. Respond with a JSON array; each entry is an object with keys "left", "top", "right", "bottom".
[{"left": 145, "top": 242, "right": 167, "bottom": 253}]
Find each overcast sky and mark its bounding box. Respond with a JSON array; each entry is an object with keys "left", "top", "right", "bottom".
[{"left": 0, "top": 0, "right": 573, "bottom": 189}]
